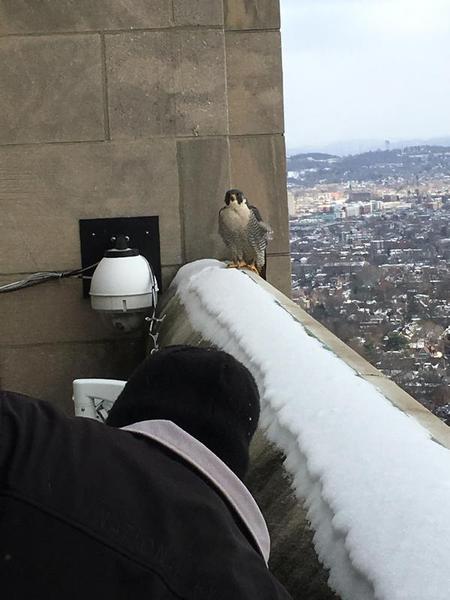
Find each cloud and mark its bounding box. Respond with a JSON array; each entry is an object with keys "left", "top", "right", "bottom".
[
  {"left": 280, "top": 0, "right": 450, "bottom": 149},
  {"left": 363, "top": 0, "right": 450, "bottom": 36},
  {"left": 281, "top": 0, "right": 450, "bottom": 46},
  {"left": 281, "top": 0, "right": 368, "bottom": 52}
]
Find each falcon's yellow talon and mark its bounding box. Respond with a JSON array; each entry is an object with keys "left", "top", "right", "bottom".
[{"left": 240, "top": 263, "right": 259, "bottom": 274}]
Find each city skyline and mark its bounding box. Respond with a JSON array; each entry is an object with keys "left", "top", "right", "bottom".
[{"left": 281, "top": 0, "right": 450, "bottom": 153}]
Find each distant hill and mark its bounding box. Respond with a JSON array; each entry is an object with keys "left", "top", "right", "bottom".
[
  {"left": 288, "top": 152, "right": 338, "bottom": 161},
  {"left": 287, "top": 136, "right": 450, "bottom": 157},
  {"left": 287, "top": 145, "right": 450, "bottom": 187}
]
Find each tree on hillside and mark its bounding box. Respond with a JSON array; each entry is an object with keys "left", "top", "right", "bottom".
[{"left": 384, "top": 332, "right": 409, "bottom": 351}]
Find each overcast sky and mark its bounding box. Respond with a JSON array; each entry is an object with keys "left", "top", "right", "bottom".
[{"left": 280, "top": 0, "right": 450, "bottom": 152}]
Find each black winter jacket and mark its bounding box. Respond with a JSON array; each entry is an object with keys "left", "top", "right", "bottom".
[{"left": 0, "top": 391, "right": 291, "bottom": 599}]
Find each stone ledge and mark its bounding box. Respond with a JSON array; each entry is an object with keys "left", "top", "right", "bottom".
[{"left": 245, "top": 272, "right": 450, "bottom": 451}]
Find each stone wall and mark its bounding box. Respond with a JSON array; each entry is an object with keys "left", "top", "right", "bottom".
[{"left": 0, "top": 0, "right": 290, "bottom": 410}]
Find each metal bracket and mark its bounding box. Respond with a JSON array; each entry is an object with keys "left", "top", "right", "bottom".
[{"left": 79, "top": 216, "right": 162, "bottom": 297}]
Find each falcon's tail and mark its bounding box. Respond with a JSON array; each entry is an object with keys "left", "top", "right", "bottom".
[{"left": 259, "top": 252, "right": 267, "bottom": 280}]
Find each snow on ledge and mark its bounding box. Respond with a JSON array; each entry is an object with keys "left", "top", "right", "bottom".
[{"left": 173, "top": 260, "right": 450, "bottom": 600}]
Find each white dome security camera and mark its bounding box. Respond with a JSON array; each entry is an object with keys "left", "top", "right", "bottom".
[{"left": 89, "top": 235, "right": 158, "bottom": 333}]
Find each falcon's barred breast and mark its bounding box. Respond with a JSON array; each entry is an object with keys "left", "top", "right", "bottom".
[{"left": 218, "top": 189, "right": 272, "bottom": 274}]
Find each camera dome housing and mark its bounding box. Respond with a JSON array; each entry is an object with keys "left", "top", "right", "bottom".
[{"left": 89, "top": 236, "right": 158, "bottom": 332}]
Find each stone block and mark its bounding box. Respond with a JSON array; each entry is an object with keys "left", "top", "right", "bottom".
[
  {"left": 0, "top": 139, "right": 181, "bottom": 271},
  {"left": 224, "top": 0, "right": 280, "bottom": 30},
  {"left": 229, "top": 134, "right": 289, "bottom": 255},
  {"left": 0, "top": 277, "right": 107, "bottom": 346},
  {"left": 161, "top": 265, "right": 181, "bottom": 291},
  {"left": 0, "top": 35, "right": 104, "bottom": 145},
  {"left": 0, "top": 339, "right": 145, "bottom": 414},
  {"left": 0, "top": 1, "right": 172, "bottom": 34},
  {"left": 177, "top": 137, "right": 230, "bottom": 262},
  {"left": 106, "top": 30, "right": 227, "bottom": 138},
  {"left": 265, "top": 254, "right": 291, "bottom": 296},
  {"left": 226, "top": 31, "right": 283, "bottom": 135},
  {"left": 173, "top": 0, "right": 223, "bottom": 26}
]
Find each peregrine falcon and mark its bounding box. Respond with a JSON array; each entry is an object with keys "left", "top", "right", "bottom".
[{"left": 218, "top": 189, "right": 272, "bottom": 275}]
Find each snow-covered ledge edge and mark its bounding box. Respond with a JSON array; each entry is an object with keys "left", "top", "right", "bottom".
[{"left": 162, "top": 260, "right": 450, "bottom": 600}]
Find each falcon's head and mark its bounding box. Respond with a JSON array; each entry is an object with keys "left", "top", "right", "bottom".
[{"left": 224, "top": 189, "right": 246, "bottom": 206}]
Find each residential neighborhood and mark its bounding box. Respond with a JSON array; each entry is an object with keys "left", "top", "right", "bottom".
[{"left": 288, "top": 147, "right": 450, "bottom": 419}]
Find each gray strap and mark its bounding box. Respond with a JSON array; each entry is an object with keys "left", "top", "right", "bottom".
[{"left": 122, "top": 419, "right": 270, "bottom": 564}]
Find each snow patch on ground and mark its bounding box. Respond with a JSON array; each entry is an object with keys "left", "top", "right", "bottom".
[{"left": 173, "top": 260, "right": 450, "bottom": 600}]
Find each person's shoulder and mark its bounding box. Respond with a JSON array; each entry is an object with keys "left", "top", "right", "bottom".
[
  {"left": 0, "top": 389, "right": 66, "bottom": 433},
  {"left": 0, "top": 390, "right": 119, "bottom": 512},
  {"left": 0, "top": 390, "right": 109, "bottom": 485},
  {"left": 1, "top": 389, "right": 40, "bottom": 406}
]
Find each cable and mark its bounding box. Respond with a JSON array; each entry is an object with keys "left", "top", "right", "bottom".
[{"left": 0, "top": 263, "right": 99, "bottom": 294}]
